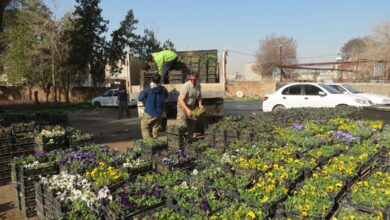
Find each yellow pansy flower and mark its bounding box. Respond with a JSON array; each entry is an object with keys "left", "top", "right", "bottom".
[
  {"left": 246, "top": 211, "right": 256, "bottom": 219},
  {"left": 261, "top": 196, "right": 269, "bottom": 203}
]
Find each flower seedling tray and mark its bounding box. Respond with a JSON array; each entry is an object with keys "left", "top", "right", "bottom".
[
  {"left": 0, "top": 159, "right": 11, "bottom": 172},
  {"left": 234, "top": 167, "right": 259, "bottom": 180},
  {"left": 154, "top": 160, "right": 193, "bottom": 174},
  {"left": 42, "top": 188, "right": 69, "bottom": 218},
  {"left": 174, "top": 203, "right": 229, "bottom": 218},
  {"left": 281, "top": 201, "right": 337, "bottom": 220},
  {"left": 18, "top": 163, "right": 58, "bottom": 179},
  {"left": 356, "top": 154, "right": 380, "bottom": 177},
  {"left": 18, "top": 182, "right": 37, "bottom": 198},
  {"left": 11, "top": 123, "right": 35, "bottom": 135},
  {"left": 122, "top": 163, "right": 153, "bottom": 177},
  {"left": 140, "top": 141, "right": 168, "bottom": 153},
  {"left": 14, "top": 136, "right": 35, "bottom": 145},
  {"left": 102, "top": 200, "right": 166, "bottom": 220},
  {"left": 0, "top": 137, "right": 13, "bottom": 148},
  {"left": 69, "top": 137, "right": 94, "bottom": 149},
  {"left": 34, "top": 181, "right": 44, "bottom": 206},
  {"left": 166, "top": 133, "right": 186, "bottom": 150},
  {"left": 0, "top": 170, "right": 11, "bottom": 186},
  {"left": 346, "top": 195, "right": 390, "bottom": 218},
  {"left": 187, "top": 109, "right": 205, "bottom": 121},
  {"left": 35, "top": 135, "right": 66, "bottom": 145}
]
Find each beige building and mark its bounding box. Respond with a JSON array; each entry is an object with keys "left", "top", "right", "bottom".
[{"left": 243, "top": 62, "right": 263, "bottom": 81}]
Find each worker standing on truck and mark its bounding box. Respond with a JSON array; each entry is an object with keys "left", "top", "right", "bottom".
[
  {"left": 138, "top": 73, "right": 168, "bottom": 139},
  {"left": 150, "top": 50, "right": 178, "bottom": 84},
  {"left": 176, "top": 72, "right": 203, "bottom": 137}
]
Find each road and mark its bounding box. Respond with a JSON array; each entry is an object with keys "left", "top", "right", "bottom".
[{"left": 223, "top": 100, "right": 262, "bottom": 116}]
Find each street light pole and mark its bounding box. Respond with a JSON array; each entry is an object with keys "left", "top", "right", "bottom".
[{"left": 279, "top": 44, "right": 283, "bottom": 82}]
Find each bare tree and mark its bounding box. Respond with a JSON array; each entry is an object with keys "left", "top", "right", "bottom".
[
  {"left": 341, "top": 38, "right": 367, "bottom": 61},
  {"left": 356, "top": 21, "right": 390, "bottom": 80},
  {"left": 253, "top": 34, "right": 297, "bottom": 77}
]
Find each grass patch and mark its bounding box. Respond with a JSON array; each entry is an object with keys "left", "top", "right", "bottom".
[{"left": 0, "top": 102, "right": 94, "bottom": 117}]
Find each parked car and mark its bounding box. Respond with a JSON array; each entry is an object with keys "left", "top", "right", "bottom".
[
  {"left": 327, "top": 83, "right": 390, "bottom": 105},
  {"left": 91, "top": 89, "right": 137, "bottom": 107},
  {"left": 262, "top": 83, "right": 372, "bottom": 112}
]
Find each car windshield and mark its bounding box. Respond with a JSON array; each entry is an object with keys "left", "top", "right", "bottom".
[
  {"left": 103, "top": 90, "right": 113, "bottom": 96},
  {"left": 343, "top": 84, "right": 362, "bottom": 93},
  {"left": 318, "top": 84, "right": 341, "bottom": 94},
  {"left": 328, "top": 85, "right": 347, "bottom": 93}
]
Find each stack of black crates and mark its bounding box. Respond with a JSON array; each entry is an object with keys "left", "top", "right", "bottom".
[
  {"left": 177, "top": 50, "right": 218, "bottom": 83},
  {"left": 166, "top": 125, "right": 187, "bottom": 150},
  {"left": 140, "top": 50, "right": 219, "bottom": 87},
  {"left": 0, "top": 123, "right": 35, "bottom": 186},
  {"left": 12, "top": 162, "right": 59, "bottom": 218}
]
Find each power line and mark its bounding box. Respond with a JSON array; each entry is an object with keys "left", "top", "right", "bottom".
[
  {"left": 226, "top": 49, "right": 337, "bottom": 60},
  {"left": 227, "top": 50, "right": 257, "bottom": 57},
  {"left": 298, "top": 54, "right": 337, "bottom": 59}
]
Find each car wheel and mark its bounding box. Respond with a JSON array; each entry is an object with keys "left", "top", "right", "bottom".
[
  {"left": 93, "top": 102, "right": 102, "bottom": 108},
  {"left": 273, "top": 105, "right": 286, "bottom": 111}
]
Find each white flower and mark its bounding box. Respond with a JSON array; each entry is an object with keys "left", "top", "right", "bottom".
[
  {"left": 192, "top": 169, "right": 198, "bottom": 176},
  {"left": 98, "top": 186, "right": 111, "bottom": 200},
  {"left": 123, "top": 158, "right": 146, "bottom": 168},
  {"left": 23, "top": 161, "right": 39, "bottom": 168},
  {"left": 221, "top": 153, "right": 236, "bottom": 163},
  {"left": 180, "top": 181, "right": 189, "bottom": 189}
]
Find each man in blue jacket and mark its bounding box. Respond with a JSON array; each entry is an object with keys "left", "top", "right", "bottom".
[{"left": 138, "top": 73, "right": 168, "bottom": 139}]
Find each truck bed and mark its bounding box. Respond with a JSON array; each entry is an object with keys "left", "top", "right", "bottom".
[{"left": 130, "top": 83, "right": 225, "bottom": 102}]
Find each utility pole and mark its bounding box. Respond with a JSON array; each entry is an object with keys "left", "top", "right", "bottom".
[
  {"left": 221, "top": 50, "right": 228, "bottom": 91},
  {"left": 126, "top": 52, "right": 131, "bottom": 95},
  {"left": 279, "top": 44, "right": 283, "bottom": 82}
]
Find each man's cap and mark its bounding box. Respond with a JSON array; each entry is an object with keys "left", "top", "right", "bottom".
[{"left": 187, "top": 73, "right": 199, "bottom": 80}]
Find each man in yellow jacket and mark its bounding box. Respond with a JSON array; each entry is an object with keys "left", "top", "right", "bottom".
[{"left": 151, "top": 50, "right": 178, "bottom": 84}]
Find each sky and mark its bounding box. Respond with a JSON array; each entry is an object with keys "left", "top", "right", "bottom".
[{"left": 46, "top": 0, "right": 390, "bottom": 76}]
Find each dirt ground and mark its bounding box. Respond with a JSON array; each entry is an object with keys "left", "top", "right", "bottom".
[{"left": 68, "top": 108, "right": 143, "bottom": 152}]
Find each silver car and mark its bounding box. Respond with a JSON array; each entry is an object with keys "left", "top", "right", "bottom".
[{"left": 327, "top": 83, "right": 390, "bottom": 105}]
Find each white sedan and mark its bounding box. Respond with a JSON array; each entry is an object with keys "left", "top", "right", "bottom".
[
  {"left": 262, "top": 83, "right": 372, "bottom": 112},
  {"left": 91, "top": 89, "right": 137, "bottom": 107},
  {"left": 327, "top": 83, "right": 390, "bottom": 105}
]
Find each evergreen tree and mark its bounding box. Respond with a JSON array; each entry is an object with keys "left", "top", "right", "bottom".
[
  {"left": 107, "top": 9, "right": 139, "bottom": 75},
  {"left": 68, "top": 0, "right": 108, "bottom": 86},
  {"left": 162, "top": 39, "right": 175, "bottom": 51},
  {"left": 137, "top": 29, "right": 161, "bottom": 61}
]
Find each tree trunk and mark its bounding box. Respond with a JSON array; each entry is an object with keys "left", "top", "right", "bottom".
[
  {"left": 28, "top": 87, "right": 32, "bottom": 101},
  {"left": 34, "top": 91, "right": 39, "bottom": 105},
  {"left": 51, "top": 51, "right": 57, "bottom": 103},
  {"left": 58, "top": 87, "right": 62, "bottom": 102},
  {"left": 64, "top": 87, "right": 70, "bottom": 103},
  {"left": 64, "top": 77, "right": 71, "bottom": 103},
  {"left": 53, "top": 86, "right": 57, "bottom": 102},
  {"left": 44, "top": 84, "right": 51, "bottom": 103}
]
